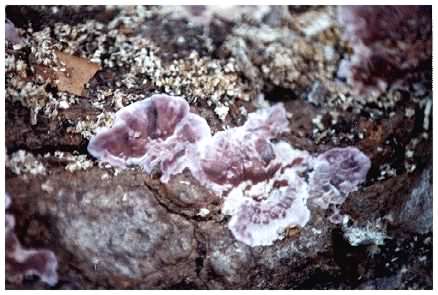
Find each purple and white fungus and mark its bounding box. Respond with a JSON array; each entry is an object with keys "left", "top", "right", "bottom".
[
  {"left": 5, "top": 194, "right": 58, "bottom": 286},
  {"left": 88, "top": 94, "right": 371, "bottom": 246}
]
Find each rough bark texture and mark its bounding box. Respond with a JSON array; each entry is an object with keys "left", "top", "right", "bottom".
[{"left": 5, "top": 5, "right": 432, "bottom": 289}]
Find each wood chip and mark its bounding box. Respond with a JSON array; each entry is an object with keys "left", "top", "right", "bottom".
[{"left": 36, "top": 51, "right": 101, "bottom": 96}]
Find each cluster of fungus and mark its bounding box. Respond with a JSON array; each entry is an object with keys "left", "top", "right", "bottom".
[
  {"left": 88, "top": 94, "right": 371, "bottom": 246},
  {"left": 5, "top": 194, "right": 58, "bottom": 286}
]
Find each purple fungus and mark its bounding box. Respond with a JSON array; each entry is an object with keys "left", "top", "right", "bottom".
[
  {"left": 87, "top": 94, "right": 288, "bottom": 192},
  {"left": 199, "top": 103, "right": 289, "bottom": 190},
  {"left": 5, "top": 194, "right": 58, "bottom": 286},
  {"left": 88, "top": 94, "right": 371, "bottom": 246},
  {"left": 88, "top": 94, "right": 211, "bottom": 181},
  {"left": 337, "top": 5, "right": 432, "bottom": 94},
  {"left": 313, "top": 147, "right": 371, "bottom": 194},
  {"left": 222, "top": 148, "right": 311, "bottom": 246},
  {"left": 309, "top": 147, "right": 371, "bottom": 212}
]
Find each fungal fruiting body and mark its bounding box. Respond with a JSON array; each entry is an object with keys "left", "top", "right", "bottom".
[
  {"left": 88, "top": 94, "right": 371, "bottom": 246},
  {"left": 87, "top": 94, "right": 206, "bottom": 184},
  {"left": 310, "top": 147, "right": 371, "bottom": 208},
  {"left": 222, "top": 142, "right": 312, "bottom": 246},
  {"left": 198, "top": 103, "right": 289, "bottom": 192},
  {"left": 88, "top": 94, "right": 289, "bottom": 193},
  {"left": 5, "top": 194, "right": 58, "bottom": 286}
]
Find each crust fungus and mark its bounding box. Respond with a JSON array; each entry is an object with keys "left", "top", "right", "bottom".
[
  {"left": 310, "top": 147, "right": 371, "bottom": 209},
  {"left": 5, "top": 194, "right": 58, "bottom": 286},
  {"left": 222, "top": 142, "right": 312, "bottom": 246},
  {"left": 198, "top": 103, "right": 289, "bottom": 192},
  {"left": 88, "top": 94, "right": 371, "bottom": 246},
  {"left": 87, "top": 94, "right": 211, "bottom": 183}
]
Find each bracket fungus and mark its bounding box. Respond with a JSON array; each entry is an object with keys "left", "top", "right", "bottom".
[{"left": 88, "top": 94, "right": 371, "bottom": 246}]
